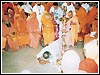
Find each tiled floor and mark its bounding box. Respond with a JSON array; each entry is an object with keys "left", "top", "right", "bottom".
[{"left": 2, "top": 41, "right": 85, "bottom": 73}]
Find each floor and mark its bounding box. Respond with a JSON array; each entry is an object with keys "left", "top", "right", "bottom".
[{"left": 2, "top": 41, "right": 85, "bottom": 74}]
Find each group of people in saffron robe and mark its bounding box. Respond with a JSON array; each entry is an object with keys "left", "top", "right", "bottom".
[{"left": 2, "top": 1, "right": 98, "bottom": 73}]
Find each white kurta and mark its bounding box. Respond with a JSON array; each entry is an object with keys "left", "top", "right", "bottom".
[
  {"left": 49, "top": 6, "right": 63, "bottom": 24},
  {"left": 21, "top": 2, "right": 33, "bottom": 14}
]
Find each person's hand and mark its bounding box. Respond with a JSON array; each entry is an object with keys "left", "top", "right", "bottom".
[
  {"left": 37, "top": 58, "right": 49, "bottom": 64},
  {"left": 39, "top": 60, "right": 48, "bottom": 64}
]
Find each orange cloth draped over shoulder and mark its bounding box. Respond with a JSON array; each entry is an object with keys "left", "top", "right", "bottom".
[
  {"left": 14, "top": 8, "right": 28, "bottom": 33},
  {"left": 13, "top": 4, "right": 20, "bottom": 32},
  {"left": 87, "top": 6, "right": 98, "bottom": 24},
  {"left": 14, "top": 6, "right": 29, "bottom": 47},
  {"left": 27, "top": 12, "right": 40, "bottom": 33},
  {"left": 41, "top": 11, "right": 55, "bottom": 45},
  {"left": 79, "top": 58, "right": 98, "bottom": 73}
]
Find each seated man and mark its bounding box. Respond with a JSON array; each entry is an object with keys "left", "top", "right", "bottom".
[{"left": 36, "top": 38, "right": 62, "bottom": 64}]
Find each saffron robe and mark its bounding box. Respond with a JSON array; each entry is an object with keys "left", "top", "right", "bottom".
[
  {"left": 14, "top": 6, "right": 29, "bottom": 47},
  {"left": 27, "top": 12, "right": 41, "bottom": 48},
  {"left": 41, "top": 11, "right": 55, "bottom": 45},
  {"left": 76, "top": 7, "right": 87, "bottom": 33},
  {"left": 87, "top": 6, "right": 98, "bottom": 24}
]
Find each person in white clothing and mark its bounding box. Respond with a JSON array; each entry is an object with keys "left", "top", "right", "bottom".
[
  {"left": 49, "top": 2, "right": 63, "bottom": 31},
  {"left": 32, "top": 2, "right": 44, "bottom": 32},
  {"left": 62, "top": 2, "right": 76, "bottom": 18},
  {"left": 36, "top": 38, "right": 62, "bottom": 64},
  {"left": 81, "top": 2, "right": 90, "bottom": 13},
  {"left": 21, "top": 2, "right": 33, "bottom": 17}
]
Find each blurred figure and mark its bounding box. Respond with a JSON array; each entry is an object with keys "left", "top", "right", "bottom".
[
  {"left": 61, "top": 50, "right": 80, "bottom": 73},
  {"left": 32, "top": 2, "right": 44, "bottom": 32},
  {"left": 21, "top": 70, "right": 31, "bottom": 73},
  {"left": 27, "top": 12, "right": 41, "bottom": 48},
  {"left": 37, "top": 38, "right": 62, "bottom": 64},
  {"left": 13, "top": 3, "right": 30, "bottom": 48},
  {"left": 91, "top": 12, "right": 98, "bottom": 34},
  {"left": 84, "top": 38, "right": 98, "bottom": 65},
  {"left": 67, "top": 10, "right": 80, "bottom": 47},
  {"left": 2, "top": 2, "right": 18, "bottom": 52},
  {"left": 30, "top": 2, "right": 35, "bottom": 8},
  {"left": 87, "top": 2, "right": 98, "bottom": 25},
  {"left": 2, "top": 2, "right": 15, "bottom": 24},
  {"left": 41, "top": 11, "right": 55, "bottom": 46},
  {"left": 75, "top": 2, "right": 87, "bottom": 33},
  {"left": 62, "top": 2, "right": 76, "bottom": 17},
  {"left": 50, "top": 2, "right": 63, "bottom": 32},
  {"left": 42, "top": 2, "right": 53, "bottom": 12},
  {"left": 79, "top": 58, "right": 98, "bottom": 73},
  {"left": 2, "top": 36, "right": 7, "bottom": 53},
  {"left": 21, "top": 2, "right": 33, "bottom": 18},
  {"left": 81, "top": 2, "right": 90, "bottom": 13}
]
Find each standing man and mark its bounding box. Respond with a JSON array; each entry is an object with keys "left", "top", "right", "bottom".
[
  {"left": 49, "top": 2, "right": 63, "bottom": 32},
  {"left": 41, "top": 11, "right": 55, "bottom": 46},
  {"left": 21, "top": 2, "right": 33, "bottom": 18}
]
